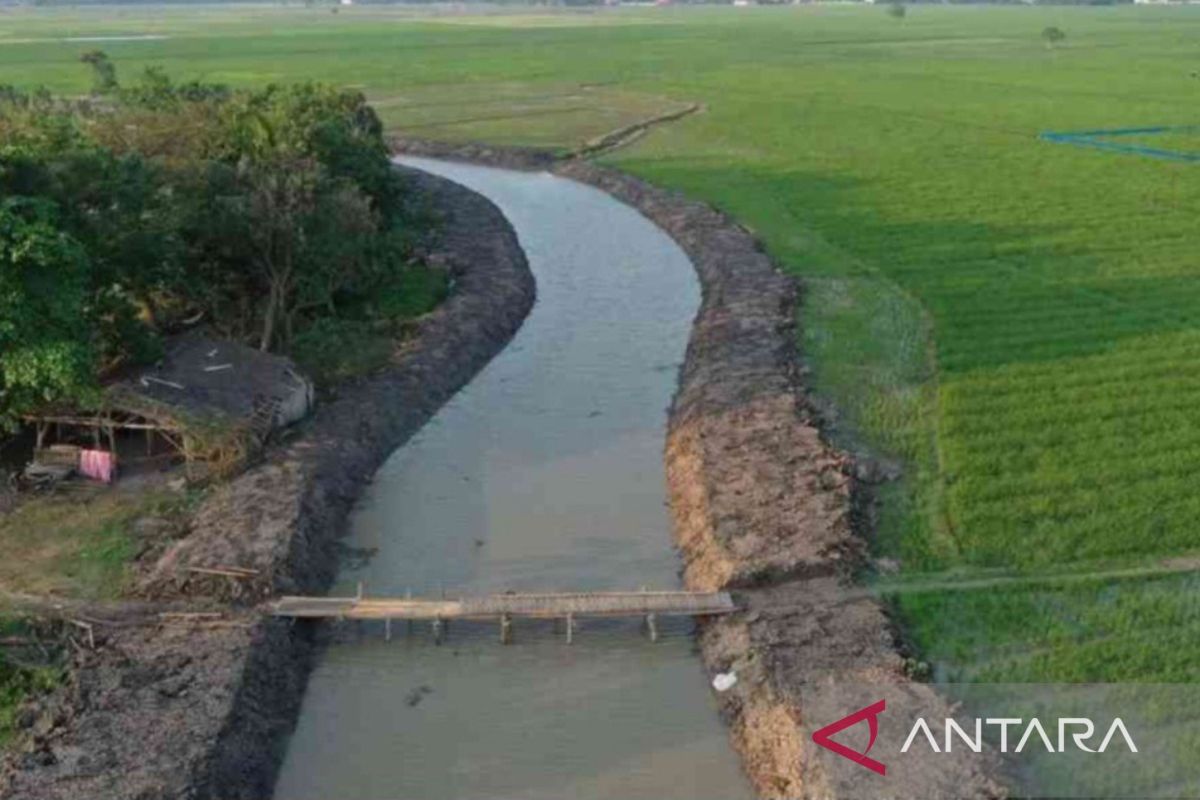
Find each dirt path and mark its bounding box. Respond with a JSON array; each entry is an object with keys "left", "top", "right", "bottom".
[{"left": 565, "top": 102, "right": 702, "bottom": 159}]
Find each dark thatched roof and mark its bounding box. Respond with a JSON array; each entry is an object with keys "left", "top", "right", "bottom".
[
  {"left": 26, "top": 333, "right": 313, "bottom": 440},
  {"left": 104, "top": 333, "right": 311, "bottom": 431}
]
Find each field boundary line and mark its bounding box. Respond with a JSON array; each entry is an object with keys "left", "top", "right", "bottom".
[
  {"left": 868, "top": 553, "right": 1200, "bottom": 597},
  {"left": 565, "top": 101, "right": 702, "bottom": 159}
]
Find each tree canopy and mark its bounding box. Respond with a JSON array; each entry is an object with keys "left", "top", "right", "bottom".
[
  {"left": 0, "top": 198, "right": 96, "bottom": 425},
  {"left": 0, "top": 59, "right": 423, "bottom": 428}
]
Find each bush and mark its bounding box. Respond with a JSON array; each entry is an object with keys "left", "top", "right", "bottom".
[
  {"left": 289, "top": 318, "right": 395, "bottom": 385},
  {"left": 0, "top": 651, "right": 60, "bottom": 747},
  {"left": 370, "top": 266, "right": 450, "bottom": 322},
  {"left": 1043, "top": 26, "right": 1067, "bottom": 46},
  {"left": 291, "top": 261, "right": 447, "bottom": 385}
]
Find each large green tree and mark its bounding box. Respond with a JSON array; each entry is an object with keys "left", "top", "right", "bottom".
[
  {"left": 0, "top": 63, "right": 422, "bottom": 422},
  {"left": 0, "top": 199, "right": 96, "bottom": 428}
]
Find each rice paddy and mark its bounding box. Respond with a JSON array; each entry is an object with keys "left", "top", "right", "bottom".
[{"left": 3, "top": 2, "right": 1199, "bottom": 682}]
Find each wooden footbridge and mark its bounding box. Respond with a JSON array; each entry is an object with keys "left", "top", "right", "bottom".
[{"left": 271, "top": 588, "right": 735, "bottom": 644}]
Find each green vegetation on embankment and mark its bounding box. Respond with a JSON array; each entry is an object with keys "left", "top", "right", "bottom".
[
  {"left": 0, "top": 487, "right": 199, "bottom": 600},
  {"left": 0, "top": 55, "right": 444, "bottom": 430},
  {"left": 0, "top": 620, "right": 61, "bottom": 748},
  {"left": 3, "top": 4, "right": 1200, "bottom": 682},
  {"left": 0, "top": 55, "right": 446, "bottom": 643}
]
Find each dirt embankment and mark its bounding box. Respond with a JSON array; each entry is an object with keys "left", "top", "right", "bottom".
[
  {"left": 560, "top": 160, "right": 1002, "bottom": 800},
  {"left": 0, "top": 168, "right": 535, "bottom": 800},
  {"left": 392, "top": 139, "right": 1004, "bottom": 800}
]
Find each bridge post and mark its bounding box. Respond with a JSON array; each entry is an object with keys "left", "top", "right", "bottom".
[
  {"left": 385, "top": 618, "right": 392, "bottom": 642},
  {"left": 500, "top": 613, "right": 512, "bottom": 645},
  {"left": 432, "top": 617, "right": 443, "bottom": 645},
  {"left": 645, "top": 613, "right": 658, "bottom": 643},
  {"left": 565, "top": 613, "right": 574, "bottom": 645}
]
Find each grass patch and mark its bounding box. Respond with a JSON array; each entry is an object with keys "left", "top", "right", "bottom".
[
  {"left": 0, "top": 488, "right": 189, "bottom": 601},
  {"left": 373, "top": 82, "right": 692, "bottom": 150},
  {"left": 893, "top": 570, "right": 1200, "bottom": 682},
  {"left": 372, "top": 264, "right": 451, "bottom": 321},
  {"left": 802, "top": 273, "right": 945, "bottom": 563}
]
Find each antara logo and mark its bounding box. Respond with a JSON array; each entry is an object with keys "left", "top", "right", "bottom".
[
  {"left": 811, "top": 700, "right": 888, "bottom": 776},
  {"left": 811, "top": 700, "right": 1139, "bottom": 777},
  {"left": 901, "top": 717, "right": 1138, "bottom": 755}
]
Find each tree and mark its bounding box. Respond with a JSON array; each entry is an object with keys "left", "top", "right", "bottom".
[
  {"left": 170, "top": 82, "right": 408, "bottom": 350},
  {"left": 1042, "top": 26, "right": 1066, "bottom": 48},
  {"left": 0, "top": 60, "right": 416, "bottom": 377},
  {"left": 0, "top": 142, "right": 178, "bottom": 365},
  {"left": 221, "top": 157, "right": 379, "bottom": 351},
  {"left": 0, "top": 199, "right": 97, "bottom": 428},
  {"left": 79, "top": 50, "right": 118, "bottom": 95},
  {"left": 215, "top": 83, "right": 400, "bottom": 220}
]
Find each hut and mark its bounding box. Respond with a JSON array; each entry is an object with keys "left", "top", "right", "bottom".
[{"left": 22, "top": 333, "right": 313, "bottom": 483}]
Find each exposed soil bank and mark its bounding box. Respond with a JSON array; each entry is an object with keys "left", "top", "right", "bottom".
[
  {"left": 391, "top": 138, "right": 1004, "bottom": 800},
  {"left": 560, "top": 160, "right": 1002, "bottom": 800},
  {"left": 0, "top": 169, "right": 534, "bottom": 800}
]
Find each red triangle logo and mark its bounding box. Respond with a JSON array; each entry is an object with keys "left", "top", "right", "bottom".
[{"left": 811, "top": 699, "right": 887, "bottom": 776}]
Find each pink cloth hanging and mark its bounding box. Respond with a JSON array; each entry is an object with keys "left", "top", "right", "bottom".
[{"left": 79, "top": 449, "right": 117, "bottom": 484}]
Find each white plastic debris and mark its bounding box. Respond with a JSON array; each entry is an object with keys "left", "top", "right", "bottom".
[{"left": 712, "top": 671, "right": 738, "bottom": 692}]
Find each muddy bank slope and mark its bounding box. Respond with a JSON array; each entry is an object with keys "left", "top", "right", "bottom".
[
  {"left": 392, "top": 139, "right": 1003, "bottom": 800},
  {"left": 0, "top": 168, "right": 535, "bottom": 800}
]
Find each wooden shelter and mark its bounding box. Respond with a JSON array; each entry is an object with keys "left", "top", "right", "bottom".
[{"left": 23, "top": 333, "right": 313, "bottom": 481}]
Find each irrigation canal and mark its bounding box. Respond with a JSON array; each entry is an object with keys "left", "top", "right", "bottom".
[{"left": 272, "top": 157, "right": 753, "bottom": 800}]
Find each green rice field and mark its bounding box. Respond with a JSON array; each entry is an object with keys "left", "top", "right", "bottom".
[{"left": 4, "top": 2, "right": 1200, "bottom": 682}]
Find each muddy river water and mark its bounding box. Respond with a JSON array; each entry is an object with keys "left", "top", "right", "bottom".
[{"left": 273, "top": 158, "right": 753, "bottom": 800}]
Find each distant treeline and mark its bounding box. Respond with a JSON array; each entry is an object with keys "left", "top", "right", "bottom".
[{"left": 0, "top": 0, "right": 1143, "bottom": 5}]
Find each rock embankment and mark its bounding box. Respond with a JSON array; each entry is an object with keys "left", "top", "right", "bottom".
[{"left": 0, "top": 167, "right": 535, "bottom": 800}]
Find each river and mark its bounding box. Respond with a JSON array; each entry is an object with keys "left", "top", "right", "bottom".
[{"left": 273, "top": 157, "right": 753, "bottom": 800}]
